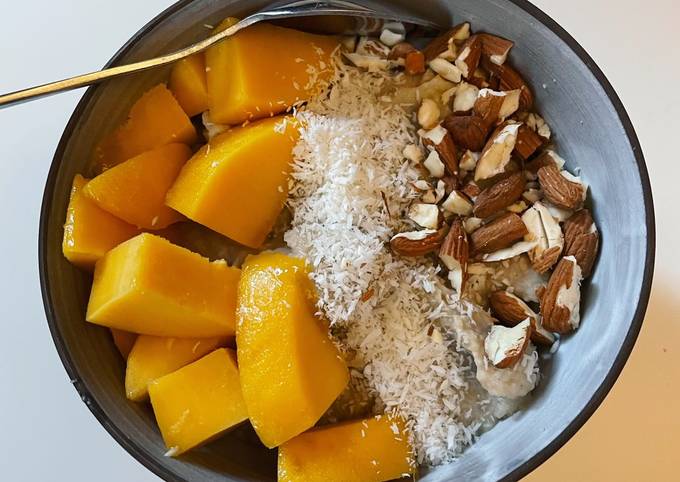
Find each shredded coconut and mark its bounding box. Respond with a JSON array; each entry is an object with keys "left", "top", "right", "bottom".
[{"left": 285, "top": 62, "right": 535, "bottom": 465}]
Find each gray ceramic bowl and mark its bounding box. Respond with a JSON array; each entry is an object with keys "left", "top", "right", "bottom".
[{"left": 39, "top": 0, "right": 655, "bottom": 480}]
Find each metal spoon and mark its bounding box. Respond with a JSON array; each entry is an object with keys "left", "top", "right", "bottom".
[{"left": 0, "top": 0, "right": 443, "bottom": 108}]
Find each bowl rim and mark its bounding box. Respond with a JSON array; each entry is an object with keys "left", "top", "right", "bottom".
[{"left": 38, "top": 0, "right": 656, "bottom": 481}]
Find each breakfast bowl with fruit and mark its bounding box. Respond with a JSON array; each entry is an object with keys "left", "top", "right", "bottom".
[{"left": 39, "top": 0, "right": 654, "bottom": 481}]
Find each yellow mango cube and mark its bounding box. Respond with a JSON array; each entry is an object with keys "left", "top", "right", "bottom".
[
  {"left": 169, "top": 54, "right": 209, "bottom": 117},
  {"left": 149, "top": 348, "right": 248, "bottom": 455},
  {"left": 84, "top": 143, "right": 190, "bottom": 230},
  {"left": 62, "top": 174, "right": 139, "bottom": 269},
  {"left": 278, "top": 415, "right": 415, "bottom": 482},
  {"left": 206, "top": 19, "right": 339, "bottom": 125},
  {"left": 87, "top": 233, "right": 240, "bottom": 338},
  {"left": 125, "top": 335, "right": 226, "bottom": 401},
  {"left": 236, "top": 252, "right": 349, "bottom": 448},
  {"left": 166, "top": 116, "right": 298, "bottom": 248},
  {"left": 94, "top": 84, "right": 198, "bottom": 169},
  {"left": 110, "top": 329, "right": 137, "bottom": 359}
]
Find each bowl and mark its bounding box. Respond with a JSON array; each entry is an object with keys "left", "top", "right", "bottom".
[{"left": 39, "top": 0, "right": 655, "bottom": 480}]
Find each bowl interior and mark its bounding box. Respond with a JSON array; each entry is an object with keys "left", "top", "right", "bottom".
[{"left": 40, "top": 0, "right": 653, "bottom": 480}]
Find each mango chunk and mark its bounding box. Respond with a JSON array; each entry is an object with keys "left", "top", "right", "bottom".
[
  {"left": 94, "top": 84, "right": 198, "bottom": 168},
  {"left": 62, "top": 174, "right": 139, "bottom": 269},
  {"left": 84, "top": 143, "right": 191, "bottom": 230},
  {"left": 87, "top": 233, "right": 240, "bottom": 338},
  {"left": 206, "top": 19, "right": 339, "bottom": 125},
  {"left": 125, "top": 335, "right": 226, "bottom": 401},
  {"left": 149, "top": 348, "right": 248, "bottom": 455},
  {"left": 169, "top": 54, "right": 209, "bottom": 117},
  {"left": 110, "top": 329, "right": 137, "bottom": 359},
  {"left": 236, "top": 252, "right": 349, "bottom": 448},
  {"left": 166, "top": 116, "right": 298, "bottom": 248},
  {"left": 278, "top": 415, "right": 415, "bottom": 482}
]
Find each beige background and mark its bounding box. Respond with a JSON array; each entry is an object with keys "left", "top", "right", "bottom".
[{"left": 0, "top": 0, "right": 677, "bottom": 480}]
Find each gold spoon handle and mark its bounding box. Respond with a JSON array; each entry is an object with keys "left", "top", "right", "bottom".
[{"left": 0, "top": 18, "right": 253, "bottom": 108}]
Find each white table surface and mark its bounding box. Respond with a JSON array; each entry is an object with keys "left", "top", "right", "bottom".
[{"left": 0, "top": 1, "right": 677, "bottom": 481}]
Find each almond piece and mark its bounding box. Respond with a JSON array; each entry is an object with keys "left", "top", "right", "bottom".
[
  {"left": 403, "top": 144, "right": 425, "bottom": 163},
  {"left": 443, "top": 114, "right": 491, "bottom": 152},
  {"left": 441, "top": 175, "right": 458, "bottom": 196},
  {"left": 473, "top": 171, "right": 526, "bottom": 218},
  {"left": 470, "top": 212, "right": 528, "bottom": 255},
  {"left": 490, "top": 291, "right": 556, "bottom": 346},
  {"left": 514, "top": 124, "right": 545, "bottom": 161},
  {"left": 479, "top": 33, "right": 514, "bottom": 66},
  {"left": 563, "top": 209, "right": 599, "bottom": 277},
  {"left": 408, "top": 203, "right": 440, "bottom": 229},
  {"left": 423, "top": 150, "right": 446, "bottom": 178},
  {"left": 525, "top": 150, "right": 566, "bottom": 174},
  {"left": 484, "top": 318, "right": 531, "bottom": 368},
  {"left": 490, "top": 290, "right": 537, "bottom": 326},
  {"left": 390, "top": 228, "right": 447, "bottom": 256},
  {"left": 429, "top": 58, "right": 463, "bottom": 83},
  {"left": 484, "top": 61, "right": 533, "bottom": 111},
  {"left": 439, "top": 218, "right": 469, "bottom": 294},
  {"left": 473, "top": 89, "right": 505, "bottom": 125},
  {"left": 464, "top": 217, "right": 483, "bottom": 233},
  {"left": 475, "top": 122, "right": 521, "bottom": 182},
  {"left": 422, "top": 127, "right": 459, "bottom": 178},
  {"left": 379, "top": 22, "right": 406, "bottom": 47},
  {"left": 388, "top": 42, "right": 416, "bottom": 60},
  {"left": 522, "top": 201, "right": 564, "bottom": 273},
  {"left": 423, "top": 23, "right": 470, "bottom": 61},
  {"left": 459, "top": 150, "right": 479, "bottom": 171},
  {"left": 441, "top": 190, "right": 473, "bottom": 215},
  {"left": 405, "top": 51, "right": 426, "bottom": 75},
  {"left": 482, "top": 240, "right": 536, "bottom": 262},
  {"left": 460, "top": 180, "right": 482, "bottom": 199},
  {"left": 531, "top": 319, "right": 556, "bottom": 346},
  {"left": 455, "top": 35, "right": 482, "bottom": 79},
  {"left": 523, "top": 112, "right": 552, "bottom": 140},
  {"left": 540, "top": 256, "right": 583, "bottom": 333},
  {"left": 418, "top": 99, "right": 441, "bottom": 130},
  {"left": 473, "top": 88, "right": 520, "bottom": 125},
  {"left": 452, "top": 82, "right": 480, "bottom": 113},
  {"left": 538, "top": 163, "right": 586, "bottom": 210}
]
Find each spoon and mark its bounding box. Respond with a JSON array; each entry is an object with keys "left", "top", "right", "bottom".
[{"left": 0, "top": 0, "right": 443, "bottom": 109}]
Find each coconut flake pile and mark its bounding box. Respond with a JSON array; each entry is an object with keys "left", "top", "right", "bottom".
[{"left": 285, "top": 63, "right": 537, "bottom": 466}]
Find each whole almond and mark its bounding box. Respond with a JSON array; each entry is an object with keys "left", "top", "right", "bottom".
[
  {"left": 443, "top": 114, "right": 491, "bottom": 152},
  {"left": 563, "top": 209, "right": 599, "bottom": 277},
  {"left": 470, "top": 212, "right": 528, "bottom": 255},
  {"left": 473, "top": 171, "right": 526, "bottom": 218},
  {"left": 538, "top": 163, "right": 585, "bottom": 210},
  {"left": 540, "top": 256, "right": 582, "bottom": 333},
  {"left": 390, "top": 228, "right": 448, "bottom": 257}
]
